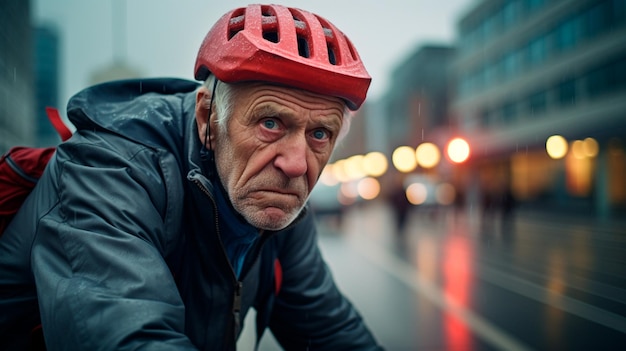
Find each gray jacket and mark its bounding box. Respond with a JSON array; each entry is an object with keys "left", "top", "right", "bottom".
[{"left": 0, "top": 79, "right": 382, "bottom": 350}]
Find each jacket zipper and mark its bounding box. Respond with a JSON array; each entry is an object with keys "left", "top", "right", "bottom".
[
  {"left": 233, "top": 281, "right": 243, "bottom": 337},
  {"left": 191, "top": 177, "right": 247, "bottom": 347}
]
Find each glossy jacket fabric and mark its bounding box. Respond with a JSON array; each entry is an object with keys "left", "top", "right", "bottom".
[{"left": 0, "top": 78, "right": 382, "bottom": 350}]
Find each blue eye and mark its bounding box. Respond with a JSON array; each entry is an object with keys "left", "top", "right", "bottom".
[
  {"left": 263, "top": 119, "right": 277, "bottom": 129},
  {"left": 312, "top": 129, "right": 328, "bottom": 140}
]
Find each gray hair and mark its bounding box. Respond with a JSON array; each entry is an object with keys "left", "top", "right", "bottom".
[{"left": 200, "top": 75, "right": 353, "bottom": 142}]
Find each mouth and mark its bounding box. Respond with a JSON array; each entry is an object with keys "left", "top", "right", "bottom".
[{"left": 253, "top": 188, "right": 301, "bottom": 198}]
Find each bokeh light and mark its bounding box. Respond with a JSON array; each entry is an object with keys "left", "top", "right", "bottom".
[
  {"left": 357, "top": 177, "right": 381, "bottom": 200},
  {"left": 393, "top": 146, "right": 418, "bottom": 173},
  {"left": 362, "top": 151, "right": 388, "bottom": 177},
  {"left": 319, "top": 164, "right": 339, "bottom": 186},
  {"left": 416, "top": 142, "right": 441, "bottom": 169},
  {"left": 406, "top": 183, "right": 428, "bottom": 205},
  {"left": 436, "top": 183, "right": 456, "bottom": 205},
  {"left": 546, "top": 135, "right": 568, "bottom": 159},
  {"left": 447, "top": 138, "right": 470, "bottom": 163},
  {"left": 340, "top": 181, "right": 359, "bottom": 199},
  {"left": 344, "top": 155, "right": 367, "bottom": 180},
  {"left": 583, "top": 137, "right": 599, "bottom": 158},
  {"left": 332, "top": 160, "right": 350, "bottom": 182},
  {"left": 571, "top": 140, "right": 586, "bottom": 159}
]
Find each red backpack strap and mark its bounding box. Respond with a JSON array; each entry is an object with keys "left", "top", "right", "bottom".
[
  {"left": 45, "top": 106, "right": 73, "bottom": 141},
  {"left": 273, "top": 258, "right": 282, "bottom": 295}
]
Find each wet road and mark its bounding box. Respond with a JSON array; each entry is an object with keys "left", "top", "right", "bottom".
[{"left": 240, "top": 201, "right": 626, "bottom": 350}]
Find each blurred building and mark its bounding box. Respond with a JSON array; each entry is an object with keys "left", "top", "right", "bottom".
[
  {"left": 334, "top": 45, "right": 456, "bottom": 161},
  {"left": 34, "top": 24, "right": 62, "bottom": 147},
  {"left": 385, "top": 45, "right": 456, "bottom": 150},
  {"left": 381, "top": 45, "right": 457, "bottom": 203},
  {"left": 318, "top": 46, "right": 458, "bottom": 213},
  {"left": 332, "top": 106, "right": 370, "bottom": 160},
  {"left": 88, "top": 0, "right": 142, "bottom": 87},
  {"left": 451, "top": 0, "right": 626, "bottom": 220},
  {"left": 89, "top": 61, "right": 143, "bottom": 86},
  {"left": 0, "top": 0, "right": 36, "bottom": 152}
]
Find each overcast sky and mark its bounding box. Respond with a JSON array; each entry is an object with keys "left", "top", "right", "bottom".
[{"left": 33, "top": 0, "right": 475, "bottom": 107}]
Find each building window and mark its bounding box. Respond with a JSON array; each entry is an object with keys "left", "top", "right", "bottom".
[
  {"left": 481, "top": 108, "right": 492, "bottom": 127},
  {"left": 459, "top": 74, "right": 474, "bottom": 97},
  {"left": 485, "top": 60, "right": 500, "bottom": 85},
  {"left": 525, "top": 0, "right": 546, "bottom": 13},
  {"left": 528, "top": 90, "right": 547, "bottom": 116},
  {"left": 484, "top": 9, "right": 503, "bottom": 40},
  {"left": 501, "top": 101, "right": 517, "bottom": 124},
  {"left": 528, "top": 35, "right": 547, "bottom": 67},
  {"left": 586, "top": 56, "right": 626, "bottom": 99},
  {"left": 584, "top": 0, "right": 611, "bottom": 38},
  {"left": 473, "top": 68, "right": 484, "bottom": 91},
  {"left": 614, "top": 0, "right": 626, "bottom": 24},
  {"left": 503, "top": 49, "right": 524, "bottom": 80},
  {"left": 558, "top": 78, "right": 577, "bottom": 106},
  {"left": 586, "top": 61, "right": 609, "bottom": 98},
  {"left": 503, "top": 0, "right": 521, "bottom": 27},
  {"left": 554, "top": 16, "right": 579, "bottom": 53}
]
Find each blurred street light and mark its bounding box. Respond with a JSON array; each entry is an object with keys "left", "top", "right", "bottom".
[
  {"left": 332, "top": 159, "right": 351, "bottom": 183},
  {"left": 435, "top": 183, "right": 456, "bottom": 205},
  {"left": 447, "top": 138, "right": 470, "bottom": 163},
  {"left": 344, "top": 155, "right": 367, "bottom": 180},
  {"left": 546, "top": 135, "right": 568, "bottom": 159},
  {"left": 572, "top": 140, "right": 586, "bottom": 159},
  {"left": 393, "top": 146, "right": 418, "bottom": 172},
  {"left": 357, "top": 177, "right": 381, "bottom": 200},
  {"left": 583, "top": 137, "right": 599, "bottom": 158},
  {"left": 320, "top": 164, "right": 340, "bottom": 186},
  {"left": 340, "top": 181, "right": 359, "bottom": 200},
  {"left": 362, "top": 151, "right": 388, "bottom": 177},
  {"left": 416, "top": 142, "right": 441, "bottom": 168},
  {"left": 406, "top": 183, "right": 428, "bottom": 205}
]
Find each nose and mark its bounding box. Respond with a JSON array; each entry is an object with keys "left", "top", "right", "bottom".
[{"left": 273, "top": 135, "right": 308, "bottom": 178}]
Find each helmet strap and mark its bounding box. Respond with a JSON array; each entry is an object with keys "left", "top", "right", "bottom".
[{"left": 200, "top": 78, "right": 219, "bottom": 179}]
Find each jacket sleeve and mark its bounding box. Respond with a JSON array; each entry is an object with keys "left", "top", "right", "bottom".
[
  {"left": 268, "top": 210, "right": 383, "bottom": 350},
  {"left": 31, "top": 132, "right": 196, "bottom": 350}
]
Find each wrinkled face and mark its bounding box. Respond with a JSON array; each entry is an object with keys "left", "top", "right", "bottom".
[{"left": 196, "top": 83, "right": 345, "bottom": 230}]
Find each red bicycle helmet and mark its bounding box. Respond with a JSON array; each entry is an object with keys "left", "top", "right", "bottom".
[{"left": 194, "top": 4, "right": 371, "bottom": 110}]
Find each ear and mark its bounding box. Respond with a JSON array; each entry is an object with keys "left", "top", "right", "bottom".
[{"left": 195, "top": 87, "right": 216, "bottom": 149}]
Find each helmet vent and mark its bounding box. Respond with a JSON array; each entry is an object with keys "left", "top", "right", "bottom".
[
  {"left": 292, "top": 17, "right": 311, "bottom": 59},
  {"left": 315, "top": 16, "right": 341, "bottom": 66},
  {"left": 228, "top": 14, "right": 245, "bottom": 40},
  {"left": 261, "top": 8, "right": 279, "bottom": 43},
  {"left": 263, "top": 31, "right": 279, "bottom": 43},
  {"left": 327, "top": 45, "right": 337, "bottom": 65},
  {"left": 297, "top": 36, "right": 310, "bottom": 58}
]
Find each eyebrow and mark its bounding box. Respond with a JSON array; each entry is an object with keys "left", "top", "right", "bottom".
[
  {"left": 252, "top": 104, "right": 279, "bottom": 118},
  {"left": 250, "top": 102, "right": 343, "bottom": 132},
  {"left": 316, "top": 114, "right": 342, "bottom": 133}
]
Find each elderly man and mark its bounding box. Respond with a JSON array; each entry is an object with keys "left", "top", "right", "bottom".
[{"left": 0, "top": 4, "right": 382, "bottom": 350}]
